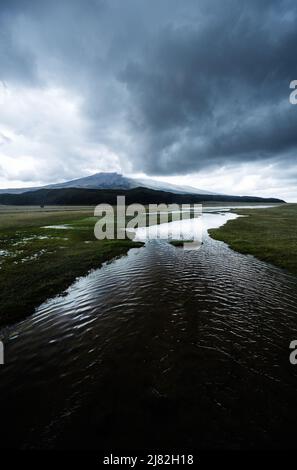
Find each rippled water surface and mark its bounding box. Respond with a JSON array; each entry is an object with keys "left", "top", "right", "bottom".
[{"left": 1, "top": 210, "right": 297, "bottom": 449}]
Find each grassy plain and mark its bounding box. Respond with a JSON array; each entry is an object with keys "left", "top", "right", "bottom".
[
  {"left": 0, "top": 206, "right": 143, "bottom": 326},
  {"left": 1, "top": 202, "right": 291, "bottom": 326},
  {"left": 209, "top": 204, "right": 297, "bottom": 276}
]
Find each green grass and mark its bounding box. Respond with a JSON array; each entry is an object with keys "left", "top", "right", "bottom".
[
  {"left": 209, "top": 204, "right": 297, "bottom": 275},
  {"left": 169, "top": 240, "right": 185, "bottom": 247},
  {"left": 0, "top": 206, "right": 95, "bottom": 229},
  {"left": 0, "top": 207, "right": 143, "bottom": 326},
  {"left": 169, "top": 239, "right": 194, "bottom": 247}
]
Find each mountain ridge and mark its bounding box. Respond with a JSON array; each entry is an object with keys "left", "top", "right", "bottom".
[
  {"left": 0, "top": 186, "right": 285, "bottom": 206},
  {"left": 0, "top": 172, "right": 217, "bottom": 196}
]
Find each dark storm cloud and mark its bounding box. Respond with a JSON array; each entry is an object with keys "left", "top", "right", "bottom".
[
  {"left": 119, "top": 0, "right": 297, "bottom": 174},
  {"left": 0, "top": 0, "right": 297, "bottom": 176}
]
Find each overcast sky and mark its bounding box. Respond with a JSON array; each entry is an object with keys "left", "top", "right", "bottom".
[{"left": 0, "top": 0, "right": 297, "bottom": 200}]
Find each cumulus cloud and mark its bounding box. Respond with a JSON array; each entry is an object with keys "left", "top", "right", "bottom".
[{"left": 0, "top": 0, "right": 296, "bottom": 198}]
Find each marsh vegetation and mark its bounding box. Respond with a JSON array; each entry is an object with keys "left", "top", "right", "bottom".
[
  {"left": 209, "top": 204, "right": 297, "bottom": 276},
  {"left": 0, "top": 206, "right": 143, "bottom": 325}
]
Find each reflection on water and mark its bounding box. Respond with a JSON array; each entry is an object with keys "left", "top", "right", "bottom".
[
  {"left": 132, "top": 212, "right": 239, "bottom": 243},
  {"left": 0, "top": 210, "right": 297, "bottom": 449}
]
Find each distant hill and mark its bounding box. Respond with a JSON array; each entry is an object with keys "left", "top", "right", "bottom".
[
  {"left": 0, "top": 172, "right": 217, "bottom": 196},
  {"left": 0, "top": 187, "right": 285, "bottom": 206}
]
